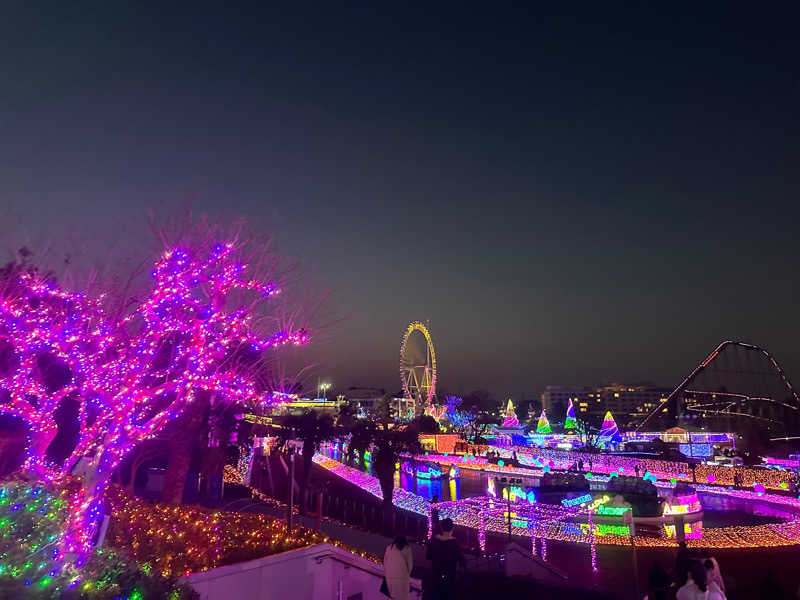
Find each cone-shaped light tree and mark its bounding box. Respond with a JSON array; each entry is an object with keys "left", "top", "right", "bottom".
[
  {"left": 598, "top": 410, "right": 622, "bottom": 446},
  {"left": 501, "top": 399, "right": 520, "bottom": 428},
  {"left": 536, "top": 409, "right": 551, "bottom": 434},
  {"left": 564, "top": 399, "right": 577, "bottom": 431}
]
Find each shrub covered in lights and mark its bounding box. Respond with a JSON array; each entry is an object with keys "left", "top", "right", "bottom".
[
  {"left": 0, "top": 479, "right": 196, "bottom": 599},
  {"left": 102, "top": 484, "right": 357, "bottom": 577},
  {"left": 0, "top": 548, "right": 198, "bottom": 600}
]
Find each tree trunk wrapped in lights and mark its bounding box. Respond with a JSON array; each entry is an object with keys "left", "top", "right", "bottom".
[{"left": 161, "top": 391, "right": 210, "bottom": 504}]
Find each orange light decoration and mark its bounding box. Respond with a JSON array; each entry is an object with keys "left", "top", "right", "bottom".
[{"left": 104, "top": 485, "right": 377, "bottom": 578}]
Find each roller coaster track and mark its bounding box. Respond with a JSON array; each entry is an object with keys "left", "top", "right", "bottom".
[{"left": 635, "top": 341, "right": 800, "bottom": 431}]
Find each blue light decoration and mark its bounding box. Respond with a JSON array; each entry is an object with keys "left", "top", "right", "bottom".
[
  {"left": 678, "top": 443, "right": 713, "bottom": 457},
  {"left": 561, "top": 493, "right": 592, "bottom": 507},
  {"left": 400, "top": 461, "right": 446, "bottom": 480}
]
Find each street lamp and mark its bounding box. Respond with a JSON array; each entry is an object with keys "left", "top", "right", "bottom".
[
  {"left": 318, "top": 382, "right": 332, "bottom": 400},
  {"left": 287, "top": 430, "right": 301, "bottom": 534},
  {"left": 494, "top": 476, "right": 523, "bottom": 542}
]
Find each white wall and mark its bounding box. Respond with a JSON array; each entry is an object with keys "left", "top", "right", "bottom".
[{"left": 185, "top": 543, "right": 422, "bottom": 600}]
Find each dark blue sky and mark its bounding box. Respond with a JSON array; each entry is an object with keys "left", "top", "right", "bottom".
[{"left": 2, "top": 3, "right": 799, "bottom": 398}]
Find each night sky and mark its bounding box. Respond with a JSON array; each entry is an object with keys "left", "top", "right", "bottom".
[{"left": 2, "top": 4, "right": 799, "bottom": 400}]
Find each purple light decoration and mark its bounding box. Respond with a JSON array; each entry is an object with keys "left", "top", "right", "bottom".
[
  {"left": 316, "top": 451, "right": 800, "bottom": 551},
  {"left": 0, "top": 273, "right": 115, "bottom": 478},
  {"left": 588, "top": 509, "right": 598, "bottom": 572},
  {"left": 501, "top": 399, "right": 520, "bottom": 428},
  {"left": 0, "top": 242, "right": 310, "bottom": 562}
]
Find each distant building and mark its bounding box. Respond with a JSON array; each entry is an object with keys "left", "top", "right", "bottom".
[
  {"left": 540, "top": 386, "right": 592, "bottom": 422},
  {"left": 345, "top": 394, "right": 415, "bottom": 421},
  {"left": 541, "top": 383, "right": 670, "bottom": 426},
  {"left": 269, "top": 397, "right": 343, "bottom": 417},
  {"left": 594, "top": 383, "right": 670, "bottom": 424}
]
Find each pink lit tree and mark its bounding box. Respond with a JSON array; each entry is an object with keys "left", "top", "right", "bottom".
[
  {"left": 0, "top": 238, "right": 311, "bottom": 562},
  {"left": 147, "top": 216, "right": 325, "bottom": 504},
  {"left": 65, "top": 241, "right": 308, "bottom": 558}
]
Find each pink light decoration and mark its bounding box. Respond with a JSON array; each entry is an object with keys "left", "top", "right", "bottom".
[
  {"left": 316, "top": 451, "right": 800, "bottom": 550},
  {"left": 512, "top": 446, "right": 794, "bottom": 491},
  {"left": 501, "top": 399, "right": 520, "bottom": 428},
  {"left": 0, "top": 272, "right": 115, "bottom": 478},
  {"left": 0, "top": 242, "right": 310, "bottom": 562},
  {"left": 764, "top": 456, "right": 800, "bottom": 468}
]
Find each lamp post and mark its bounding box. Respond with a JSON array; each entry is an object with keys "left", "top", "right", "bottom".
[
  {"left": 287, "top": 431, "right": 301, "bottom": 534},
  {"left": 494, "top": 476, "right": 523, "bottom": 543},
  {"left": 318, "top": 381, "right": 332, "bottom": 400},
  {"left": 625, "top": 509, "right": 640, "bottom": 599}
]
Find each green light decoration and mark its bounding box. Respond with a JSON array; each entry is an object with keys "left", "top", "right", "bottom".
[
  {"left": 536, "top": 409, "right": 552, "bottom": 434},
  {"left": 596, "top": 504, "right": 631, "bottom": 516},
  {"left": 0, "top": 480, "right": 196, "bottom": 599},
  {"left": 564, "top": 398, "right": 577, "bottom": 430}
]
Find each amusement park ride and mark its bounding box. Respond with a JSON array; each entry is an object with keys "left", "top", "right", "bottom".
[
  {"left": 304, "top": 334, "right": 800, "bottom": 574},
  {"left": 400, "top": 321, "right": 444, "bottom": 419}
]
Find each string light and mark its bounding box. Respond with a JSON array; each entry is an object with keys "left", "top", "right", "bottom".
[
  {"left": 102, "top": 485, "right": 375, "bottom": 578},
  {"left": 0, "top": 480, "right": 194, "bottom": 598},
  {"left": 316, "top": 452, "right": 800, "bottom": 550},
  {"left": 1, "top": 242, "right": 310, "bottom": 561}
]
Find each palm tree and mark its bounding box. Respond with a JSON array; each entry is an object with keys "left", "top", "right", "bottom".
[
  {"left": 374, "top": 393, "right": 396, "bottom": 430},
  {"left": 349, "top": 421, "right": 421, "bottom": 534},
  {"left": 335, "top": 402, "right": 358, "bottom": 429},
  {"left": 280, "top": 410, "right": 336, "bottom": 513}
]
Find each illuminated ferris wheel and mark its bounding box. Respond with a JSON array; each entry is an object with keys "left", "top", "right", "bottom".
[{"left": 400, "top": 321, "right": 437, "bottom": 416}]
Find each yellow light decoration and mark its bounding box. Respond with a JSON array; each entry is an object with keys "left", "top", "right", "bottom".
[{"left": 104, "top": 485, "right": 378, "bottom": 578}]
